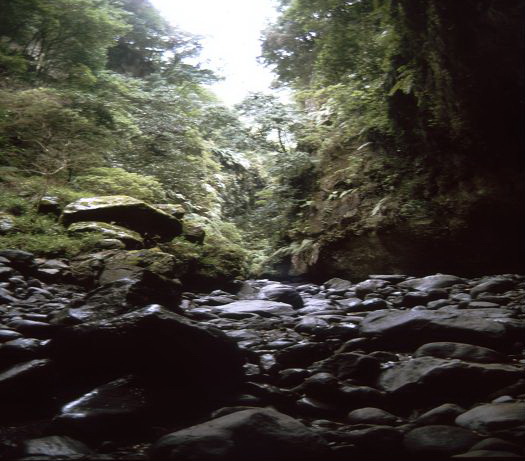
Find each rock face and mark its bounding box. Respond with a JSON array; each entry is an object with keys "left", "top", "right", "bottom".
[
  {"left": 151, "top": 407, "right": 330, "bottom": 461},
  {"left": 0, "top": 266, "right": 523, "bottom": 460},
  {"left": 61, "top": 195, "right": 182, "bottom": 240}
]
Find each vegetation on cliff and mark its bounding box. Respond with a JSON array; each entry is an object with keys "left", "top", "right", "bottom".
[{"left": 0, "top": 0, "right": 523, "bottom": 283}]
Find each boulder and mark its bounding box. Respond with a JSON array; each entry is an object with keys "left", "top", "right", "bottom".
[
  {"left": 347, "top": 407, "right": 400, "bottom": 425},
  {"left": 213, "top": 300, "right": 296, "bottom": 317},
  {"left": 404, "top": 425, "right": 480, "bottom": 457},
  {"left": 354, "top": 279, "right": 390, "bottom": 298},
  {"left": 359, "top": 308, "right": 525, "bottom": 350},
  {"left": 378, "top": 356, "right": 523, "bottom": 406},
  {"left": 50, "top": 305, "right": 244, "bottom": 398},
  {"left": 182, "top": 219, "right": 206, "bottom": 244},
  {"left": 61, "top": 195, "right": 182, "bottom": 240},
  {"left": 398, "top": 274, "right": 465, "bottom": 291},
  {"left": 324, "top": 278, "right": 353, "bottom": 291},
  {"left": 52, "top": 375, "right": 150, "bottom": 439},
  {"left": 455, "top": 403, "right": 525, "bottom": 433},
  {"left": 69, "top": 249, "right": 187, "bottom": 288},
  {"left": 150, "top": 407, "right": 330, "bottom": 461},
  {"left": 153, "top": 203, "right": 185, "bottom": 219},
  {"left": 415, "top": 403, "right": 466, "bottom": 426},
  {"left": 470, "top": 276, "right": 516, "bottom": 298},
  {"left": 68, "top": 221, "right": 144, "bottom": 249},
  {"left": 258, "top": 284, "right": 304, "bottom": 309},
  {"left": 413, "top": 342, "right": 505, "bottom": 363},
  {"left": 36, "top": 196, "right": 62, "bottom": 215},
  {"left": 0, "top": 249, "right": 36, "bottom": 274},
  {"left": 51, "top": 275, "right": 182, "bottom": 326},
  {"left": 17, "top": 436, "right": 93, "bottom": 459}
]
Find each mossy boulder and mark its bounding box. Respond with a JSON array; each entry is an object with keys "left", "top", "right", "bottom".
[
  {"left": 68, "top": 222, "right": 143, "bottom": 250},
  {"left": 182, "top": 219, "right": 206, "bottom": 244},
  {"left": 61, "top": 196, "right": 182, "bottom": 241},
  {"left": 70, "top": 248, "right": 188, "bottom": 288},
  {"left": 153, "top": 204, "right": 186, "bottom": 220}
]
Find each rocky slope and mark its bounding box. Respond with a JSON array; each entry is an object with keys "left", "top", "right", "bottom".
[{"left": 0, "top": 249, "right": 524, "bottom": 460}]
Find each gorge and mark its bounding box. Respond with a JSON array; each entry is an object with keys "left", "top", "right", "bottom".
[{"left": 0, "top": 0, "right": 524, "bottom": 459}]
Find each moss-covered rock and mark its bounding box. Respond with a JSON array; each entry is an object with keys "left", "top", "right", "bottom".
[
  {"left": 153, "top": 204, "right": 186, "bottom": 220},
  {"left": 68, "top": 221, "right": 143, "bottom": 250},
  {"left": 61, "top": 196, "right": 182, "bottom": 241}
]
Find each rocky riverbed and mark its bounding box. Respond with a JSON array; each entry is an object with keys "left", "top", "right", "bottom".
[{"left": 0, "top": 249, "right": 524, "bottom": 460}]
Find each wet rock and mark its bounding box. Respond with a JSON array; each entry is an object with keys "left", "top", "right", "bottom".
[
  {"left": 150, "top": 407, "right": 330, "bottom": 461},
  {"left": 299, "top": 372, "right": 339, "bottom": 401},
  {"left": 339, "top": 425, "right": 403, "bottom": 457},
  {"left": 296, "top": 396, "right": 341, "bottom": 418},
  {"left": 470, "top": 277, "right": 516, "bottom": 298},
  {"left": 335, "top": 297, "right": 363, "bottom": 312},
  {"left": 339, "top": 384, "right": 386, "bottom": 409},
  {"left": 68, "top": 221, "right": 144, "bottom": 249},
  {"left": 52, "top": 274, "right": 182, "bottom": 326},
  {"left": 0, "top": 266, "right": 15, "bottom": 281},
  {"left": 294, "top": 316, "right": 329, "bottom": 335},
  {"left": 213, "top": 300, "right": 295, "bottom": 317},
  {"left": 278, "top": 368, "right": 310, "bottom": 388},
  {"left": 359, "top": 308, "right": 525, "bottom": 350},
  {"left": 51, "top": 305, "right": 244, "bottom": 398},
  {"left": 316, "top": 352, "right": 381, "bottom": 383},
  {"left": 414, "top": 342, "right": 505, "bottom": 363},
  {"left": 17, "top": 435, "right": 93, "bottom": 459},
  {"left": 360, "top": 297, "right": 388, "bottom": 311},
  {"left": 276, "top": 343, "right": 331, "bottom": 369},
  {"left": 61, "top": 195, "right": 182, "bottom": 241},
  {"left": 453, "top": 449, "right": 523, "bottom": 457},
  {"left": 369, "top": 274, "right": 407, "bottom": 283},
  {"left": 52, "top": 375, "right": 150, "bottom": 439},
  {"left": 0, "top": 250, "right": 36, "bottom": 274},
  {"left": 469, "top": 437, "right": 523, "bottom": 454},
  {"left": 399, "top": 274, "right": 465, "bottom": 291},
  {"left": 7, "top": 319, "right": 55, "bottom": 339},
  {"left": 404, "top": 425, "right": 480, "bottom": 457},
  {"left": 0, "top": 338, "right": 48, "bottom": 367},
  {"left": 0, "top": 359, "right": 55, "bottom": 418},
  {"left": 324, "top": 278, "right": 352, "bottom": 291},
  {"left": 455, "top": 402, "right": 525, "bottom": 433},
  {"left": 347, "top": 407, "right": 400, "bottom": 425},
  {"left": 0, "top": 287, "right": 18, "bottom": 304},
  {"left": 354, "top": 279, "right": 390, "bottom": 298},
  {"left": 414, "top": 403, "right": 466, "bottom": 426},
  {"left": 258, "top": 284, "right": 304, "bottom": 309},
  {"left": 402, "top": 291, "right": 431, "bottom": 307},
  {"left": 0, "top": 329, "right": 23, "bottom": 342},
  {"left": 378, "top": 357, "right": 523, "bottom": 406}
]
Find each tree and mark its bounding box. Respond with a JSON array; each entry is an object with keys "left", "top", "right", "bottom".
[{"left": 0, "top": 0, "right": 129, "bottom": 80}]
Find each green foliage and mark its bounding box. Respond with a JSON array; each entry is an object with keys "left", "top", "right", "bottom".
[
  {"left": 0, "top": 87, "right": 111, "bottom": 178},
  {"left": 0, "top": 209, "right": 101, "bottom": 257},
  {"left": 0, "top": 0, "right": 129, "bottom": 80},
  {"left": 73, "top": 167, "right": 167, "bottom": 202}
]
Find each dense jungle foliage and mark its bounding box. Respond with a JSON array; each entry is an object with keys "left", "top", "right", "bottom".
[{"left": 1, "top": 0, "right": 523, "bottom": 282}]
